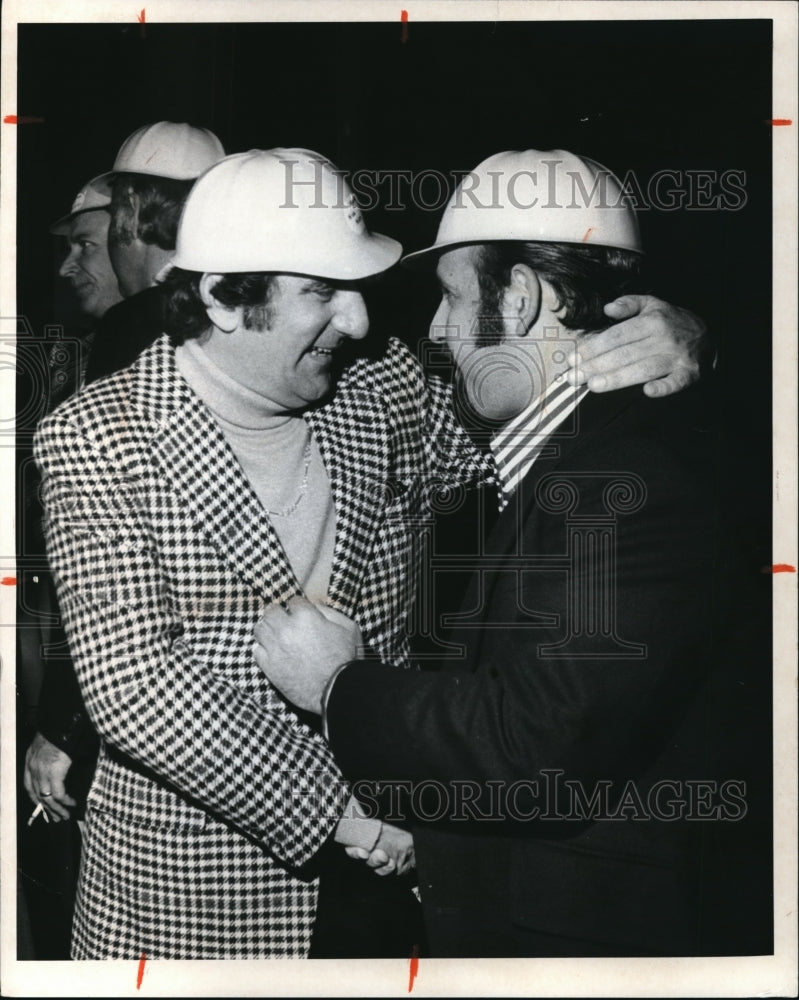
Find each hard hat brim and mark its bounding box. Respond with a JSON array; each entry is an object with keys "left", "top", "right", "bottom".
[
  {"left": 49, "top": 204, "right": 111, "bottom": 237},
  {"left": 170, "top": 231, "right": 403, "bottom": 281},
  {"left": 402, "top": 235, "right": 644, "bottom": 270},
  {"left": 401, "top": 239, "right": 479, "bottom": 270},
  {"left": 332, "top": 231, "right": 404, "bottom": 280},
  {"left": 89, "top": 172, "right": 115, "bottom": 197},
  {"left": 89, "top": 167, "right": 199, "bottom": 197}
]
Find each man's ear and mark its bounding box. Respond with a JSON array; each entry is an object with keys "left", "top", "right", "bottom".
[
  {"left": 503, "top": 263, "right": 542, "bottom": 337},
  {"left": 199, "top": 273, "right": 241, "bottom": 333}
]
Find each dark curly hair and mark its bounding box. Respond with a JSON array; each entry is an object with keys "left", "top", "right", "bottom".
[
  {"left": 160, "top": 267, "right": 277, "bottom": 345},
  {"left": 475, "top": 241, "right": 644, "bottom": 347}
]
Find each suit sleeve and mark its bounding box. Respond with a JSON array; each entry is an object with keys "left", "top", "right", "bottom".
[
  {"left": 35, "top": 411, "right": 344, "bottom": 868},
  {"left": 326, "top": 424, "right": 729, "bottom": 818}
]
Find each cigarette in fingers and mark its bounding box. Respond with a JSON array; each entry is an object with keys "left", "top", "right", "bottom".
[{"left": 27, "top": 802, "right": 50, "bottom": 826}]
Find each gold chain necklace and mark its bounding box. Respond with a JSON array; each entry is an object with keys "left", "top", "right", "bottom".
[{"left": 264, "top": 429, "right": 313, "bottom": 517}]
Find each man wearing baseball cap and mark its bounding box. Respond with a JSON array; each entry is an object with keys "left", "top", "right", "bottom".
[
  {"left": 256, "top": 149, "right": 768, "bottom": 957},
  {"left": 34, "top": 146, "right": 712, "bottom": 959}
]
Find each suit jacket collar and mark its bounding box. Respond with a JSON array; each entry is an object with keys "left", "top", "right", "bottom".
[
  {"left": 488, "top": 385, "right": 643, "bottom": 547},
  {"left": 442, "top": 386, "right": 645, "bottom": 666},
  {"left": 130, "top": 335, "right": 391, "bottom": 610}
]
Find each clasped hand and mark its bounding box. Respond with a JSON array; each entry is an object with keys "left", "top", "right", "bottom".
[
  {"left": 253, "top": 596, "right": 362, "bottom": 713},
  {"left": 334, "top": 794, "right": 415, "bottom": 877},
  {"left": 344, "top": 822, "right": 416, "bottom": 877}
]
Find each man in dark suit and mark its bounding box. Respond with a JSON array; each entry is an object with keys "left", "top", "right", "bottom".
[{"left": 255, "top": 148, "right": 772, "bottom": 957}]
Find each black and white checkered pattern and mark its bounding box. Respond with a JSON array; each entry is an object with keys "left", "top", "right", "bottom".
[
  {"left": 35, "top": 334, "right": 491, "bottom": 959},
  {"left": 73, "top": 810, "right": 318, "bottom": 959}
]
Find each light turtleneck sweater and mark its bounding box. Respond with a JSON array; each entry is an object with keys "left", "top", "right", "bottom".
[{"left": 176, "top": 338, "right": 336, "bottom": 601}]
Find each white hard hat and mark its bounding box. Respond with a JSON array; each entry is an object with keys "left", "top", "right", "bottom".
[
  {"left": 50, "top": 179, "right": 111, "bottom": 235},
  {"left": 92, "top": 122, "right": 225, "bottom": 194},
  {"left": 169, "top": 149, "right": 402, "bottom": 280},
  {"left": 403, "top": 149, "right": 642, "bottom": 267}
]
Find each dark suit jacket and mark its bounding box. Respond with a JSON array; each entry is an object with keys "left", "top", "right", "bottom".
[
  {"left": 83, "top": 285, "right": 165, "bottom": 384},
  {"left": 327, "top": 382, "right": 772, "bottom": 956}
]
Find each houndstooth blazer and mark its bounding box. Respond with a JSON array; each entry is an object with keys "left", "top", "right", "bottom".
[{"left": 34, "top": 333, "right": 490, "bottom": 959}]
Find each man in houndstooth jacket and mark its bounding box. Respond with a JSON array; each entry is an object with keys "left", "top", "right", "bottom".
[
  {"left": 34, "top": 149, "right": 705, "bottom": 959},
  {"left": 34, "top": 149, "right": 493, "bottom": 959}
]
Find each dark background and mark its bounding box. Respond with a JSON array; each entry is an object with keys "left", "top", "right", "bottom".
[
  {"left": 14, "top": 16, "right": 774, "bottom": 959},
  {"left": 16, "top": 18, "right": 773, "bottom": 534}
]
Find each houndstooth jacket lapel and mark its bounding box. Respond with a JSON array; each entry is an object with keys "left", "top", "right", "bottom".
[
  {"left": 138, "top": 339, "right": 297, "bottom": 605},
  {"left": 307, "top": 383, "right": 390, "bottom": 615},
  {"left": 135, "top": 335, "right": 391, "bottom": 611}
]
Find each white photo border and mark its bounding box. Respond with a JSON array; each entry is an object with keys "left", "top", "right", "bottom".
[{"left": 1, "top": 1, "right": 796, "bottom": 996}]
